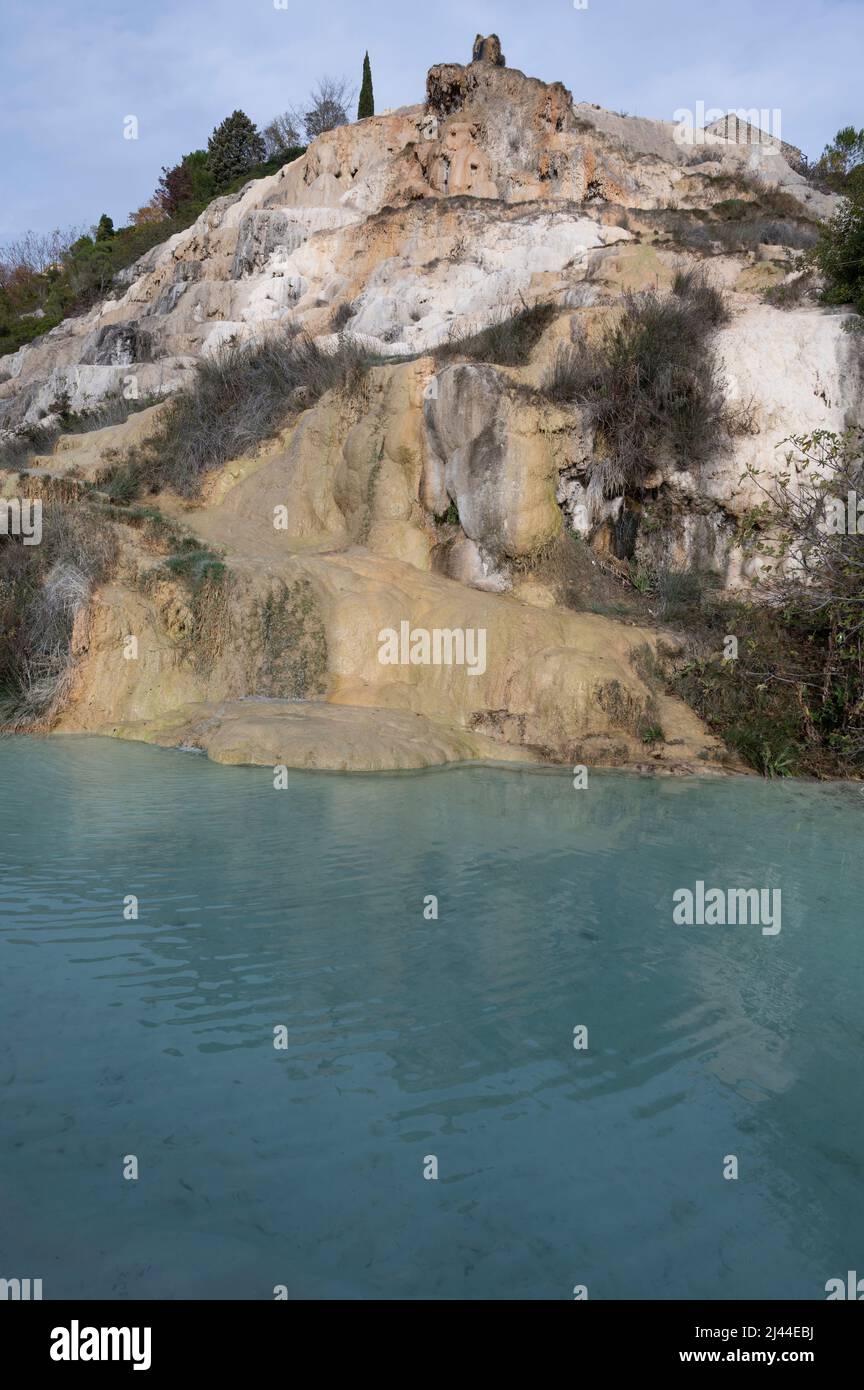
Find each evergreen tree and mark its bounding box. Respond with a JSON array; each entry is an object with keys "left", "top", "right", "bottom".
[
  {"left": 812, "top": 185, "right": 864, "bottom": 314},
  {"left": 811, "top": 125, "right": 864, "bottom": 195},
  {"left": 95, "top": 214, "right": 114, "bottom": 241},
  {"left": 358, "top": 52, "right": 374, "bottom": 120},
  {"left": 206, "top": 110, "right": 266, "bottom": 190}
]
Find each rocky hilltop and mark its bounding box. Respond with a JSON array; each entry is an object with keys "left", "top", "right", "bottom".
[{"left": 1, "top": 38, "right": 861, "bottom": 773}]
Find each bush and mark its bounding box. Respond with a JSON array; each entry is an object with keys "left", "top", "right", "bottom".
[
  {"left": 810, "top": 189, "right": 864, "bottom": 314},
  {"left": 256, "top": 579, "right": 328, "bottom": 698},
  {"left": 674, "top": 429, "right": 864, "bottom": 777},
  {"left": 542, "top": 343, "right": 585, "bottom": 402},
  {"left": 0, "top": 501, "right": 116, "bottom": 727},
  {"left": 330, "top": 299, "right": 356, "bottom": 331},
  {"left": 641, "top": 206, "right": 818, "bottom": 254},
  {"left": 542, "top": 275, "right": 730, "bottom": 492},
  {"left": 104, "top": 330, "right": 371, "bottom": 499},
  {"left": 438, "top": 301, "right": 556, "bottom": 366},
  {"left": 762, "top": 272, "right": 815, "bottom": 308},
  {"left": 711, "top": 217, "right": 818, "bottom": 253},
  {"left": 673, "top": 601, "right": 820, "bottom": 777},
  {"left": 155, "top": 151, "right": 216, "bottom": 218},
  {"left": 671, "top": 268, "right": 729, "bottom": 329},
  {"left": 142, "top": 545, "right": 233, "bottom": 672}
]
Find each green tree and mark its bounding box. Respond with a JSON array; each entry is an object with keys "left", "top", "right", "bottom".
[
  {"left": 811, "top": 189, "right": 864, "bottom": 314},
  {"left": 358, "top": 52, "right": 374, "bottom": 119},
  {"left": 807, "top": 125, "right": 864, "bottom": 198},
  {"left": 155, "top": 150, "right": 216, "bottom": 217},
  {"left": 206, "top": 110, "right": 266, "bottom": 190},
  {"left": 95, "top": 214, "right": 115, "bottom": 241},
  {"left": 813, "top": 125, "right": 864, "bottom": 193}
]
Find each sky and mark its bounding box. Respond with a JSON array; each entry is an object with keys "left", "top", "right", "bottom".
[{"left": 0, "top": 0, "right": 861, "bottom": 240}]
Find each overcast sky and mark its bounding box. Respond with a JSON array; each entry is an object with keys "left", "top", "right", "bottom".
[{"left": 1, "top": 0, "right": 860, "bottom": 240}]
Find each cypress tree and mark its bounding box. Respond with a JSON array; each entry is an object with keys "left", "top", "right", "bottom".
[{"left": 358, "top": 52, "right": 374, "bottom": 120}]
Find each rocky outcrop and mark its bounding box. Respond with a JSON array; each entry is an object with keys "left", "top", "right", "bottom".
[
  {"left": 0, "top": 39, "right": 836, "bottom": 430},
  {"left": 1, "top": 39, "right": 859, "bottom": 772},
  {"left": 116, "top": 699, "right": 536, "bottom": 772},
  {"left": 80, "top": 323, "right": 152, "bottom": 367},
  {"left": 424, "top": 363, "right": 561, "bottom": 560},
  {"left": 472, "top": 34, "right": 506, "bottom": 66}
]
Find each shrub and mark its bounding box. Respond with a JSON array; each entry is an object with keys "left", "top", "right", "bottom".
[
  {"left": 330, "top": 299, "right": 356, "bottom": 331},
  {"left": 627, "top": 561, "right": 718, "bottom": 620},
  {"left": 713, "top": 197, "right": 751, "bottom": 222},
  {"left": 640, "top": 205, "right": 818, "bottom": 254},
  {"left": 762, "top": 272, "right": 815, "bottom": 308},
  {"left": 638, "top": 721, "right": 665, "bottom": 745},
  {"left": 155, "top": 151, "right": 216, "bottom": 217},
  {"left": 0, "top": 421, "right": 58, "bottom": 471},
  {"left": 745, "top": 180, "right": 807, "bottom": 221},
  {"left": 711, "top": 217, "right": 818, "bottom": 253},
  {"left": 674, "top": 429, "right": 864, "bottom": 777},
  {"left": 256, "top": 579, "right": 328, "bottom": 698},
  {"left": 671, "top": 268, "right": 729, "bottom": 329},
  {"left": 0, "top": 501, "right": 116, "bottom": 727},
  {"left": 810, "top": 188, "right": 864, "bottom": 314},
  {"left": 438, "top": 301, "right": 556, "bottom": 366},
  {"left": 542, "top": 275, "right": 730, "bottom": 492},
  {"left": 103, "top": 330, "right": 371, "bottom": 500},
  {"left": 542, "top": 343, "right": 585, "bottom": 403},
  {"left": 673, "top": 603, "right": 816, "bottom": 778}
]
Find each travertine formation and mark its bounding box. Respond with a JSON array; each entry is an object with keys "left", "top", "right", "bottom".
[{"left": 1, "top": 41, "right": 861, "bottom": 771}]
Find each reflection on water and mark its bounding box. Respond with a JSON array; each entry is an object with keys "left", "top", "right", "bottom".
[{"left": 1, "top": 737, "right": 862, "bottom": 1299}]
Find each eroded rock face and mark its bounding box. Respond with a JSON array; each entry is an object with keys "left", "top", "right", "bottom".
[
  {"left": 0, "top": 39, "right": 836, "bottom": 432},
  {"left": 0, "top": 44, "right": 858, "bottom": 771},
  {"left": 423, "top": 363, "right": 560, "bottom": 559},
  {"left": 59, "top": 536, "right": 723, "bottom": 771},
  {"left": 80, "top": 324, "right": 152, "bottom": 367},
  {"left": 472, "top": 34, "right": 506, "bottom": 66},
  {"left": 656, "top": 305, "right": 864, "bottom": 586}
]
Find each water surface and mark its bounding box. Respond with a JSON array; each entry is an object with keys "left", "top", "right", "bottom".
[{"left": 1, "top": 736, "right": 862, "bottom": 1299}]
